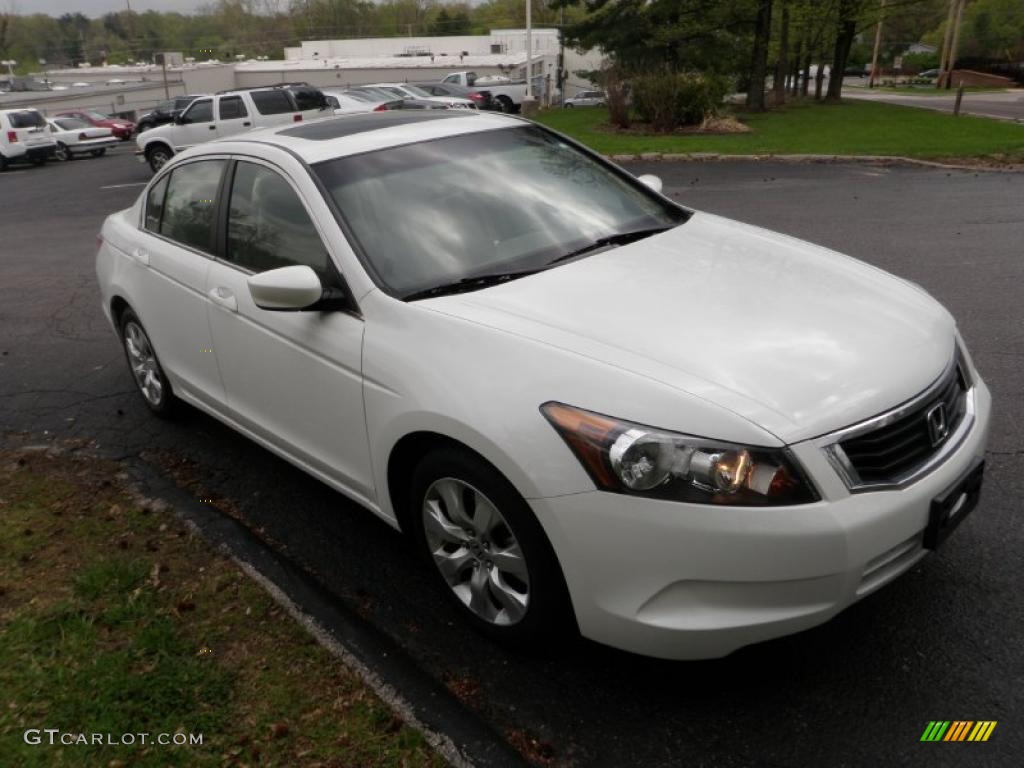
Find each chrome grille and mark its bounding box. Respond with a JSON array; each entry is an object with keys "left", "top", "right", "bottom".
[{"left": 822, "top": 352, "right": 974, "bottom": 491}]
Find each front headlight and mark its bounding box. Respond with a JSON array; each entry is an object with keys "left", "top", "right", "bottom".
[{"left": 541, "top": 402, "right": 818, "bottom": 506}]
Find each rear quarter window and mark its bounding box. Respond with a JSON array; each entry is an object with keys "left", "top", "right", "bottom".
[
  {"left": 250, "top": 90, "right": 294, "bottom": 115},
  {"left": 290, "top": 88, "right": 326, "bottom": 111}
]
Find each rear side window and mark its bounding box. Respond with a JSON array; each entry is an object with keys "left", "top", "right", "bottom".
[
  {"left": 159, "top": 160, "right": 225, "bottom": 252},
  {"left": 9, "top": 110, "right": 46, "bottom": 128},
  {"left": 218, "top": 96, "right": 248, "bottom": 120},
  {"left": 250, "top": 90, "right": 293, "bottom": 115},
  {"left": 144, "top": 175, "right": 169, "bottom": 232},
  {"left": 225, "top": 161, "right": 329, "bottom": 277}
]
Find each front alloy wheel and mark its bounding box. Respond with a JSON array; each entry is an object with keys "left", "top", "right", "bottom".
[
  {"left": 147, "top": 145, "right": 171, "bottom": 172},
  {"left": 422, "top": 477, "right": 530, "bottom": 625},
  {"left": 119, "top": 309, "right": 176, "bottom": 417},
  {"left": 55, "top": 142, "right": 72, "bottom": 161}
]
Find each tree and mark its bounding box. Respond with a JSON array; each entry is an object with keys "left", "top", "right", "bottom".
[{"left": 745, "top": 0, "right": 772, "bottom": 110}]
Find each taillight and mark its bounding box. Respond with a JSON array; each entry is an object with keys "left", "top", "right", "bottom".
[
  {"left": 293, "top": 114, "right": 302, "bottom": 122},
  {"left": 6, "top": 131, "right": 16, "bottom": 143},
  {"left": 470, "top": 92, "right": 483, "bottom": 101},
  {"left": 374, "top": 103, "right": 389, "bottom": 111}
]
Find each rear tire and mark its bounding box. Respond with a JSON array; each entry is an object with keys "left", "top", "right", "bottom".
[
  {"left": 89, "top": 148, "right": 106, "bottom": 158},
  {"left": 55, "top": 142, "right": 72, "bottom": 161},
  {"left": 118, "top": 308, "right": 178, "bottom": 418},
  {"left": 146, "top": 144, "right": 172, "bottom": 173},
  {"left": 494, "top": 95, "right": 514, "bottom": 113},
  {"left": 0, "top": 154, "right": 7, "bottom": 172},
  {"left": 409, "top": 446, "right": 574, "bottom": 649}
]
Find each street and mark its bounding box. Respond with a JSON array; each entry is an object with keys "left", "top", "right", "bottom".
[
  {"left": 1, "top": 148, "right": 1021, "bottom": 767},
  {"left": 844, "top": 83, "right": 1024, "bottom": 122}
]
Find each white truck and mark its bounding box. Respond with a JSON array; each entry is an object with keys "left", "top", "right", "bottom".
[
  {"left": 0, "top": 108, "right": 57, "bottom": 171},
  {"left": 442, "top": 71, "right": 529, "bottom": 113},
  {"left": 135, "top": 85, "right": 330, "bottom": 172}
]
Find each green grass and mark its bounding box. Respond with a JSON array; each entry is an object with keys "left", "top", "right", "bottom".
[
  {"left": 535, "top": 99, "right": 1024, "bottom": 160},
  {"left": 845, "top": 84, "right": 1010, "bottom": 96},
  {"left": 0, "top": 451, "right": 445, "bottom": 768}
]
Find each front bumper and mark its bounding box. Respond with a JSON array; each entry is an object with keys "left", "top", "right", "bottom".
[{"left": 531, "top": 379, "right": 991, "bottom": 660}]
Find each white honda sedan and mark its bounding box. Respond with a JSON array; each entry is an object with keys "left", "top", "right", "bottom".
[{"left": 96, "top": 111, "right": 991, "bottom": 659}]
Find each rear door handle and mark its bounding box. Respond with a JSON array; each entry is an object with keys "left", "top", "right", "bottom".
[
  {"left": 130, "top": 247, "right": 150, "bottom": 266},
  {"left": 208, "top": 125, "right": 216, "bottom": 130},
  {"left": 242, "top": 121, "right": 251, "bottom": 127},
  {"left": 207, "top": 286, "right": 237, "bottom": 312}
]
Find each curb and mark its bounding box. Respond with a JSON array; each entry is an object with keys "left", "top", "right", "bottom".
[
  {"left": 604, "top": 152, "right": 1024, "bottom": 173},
  {"left": 120, "top": 456, "right": 528, "bottom": 768}
]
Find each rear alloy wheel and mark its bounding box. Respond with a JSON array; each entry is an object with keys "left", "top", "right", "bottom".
[
  {"left": 89, "top": 148, "right": 106, "bottom": 158},
  {"left": 119, "top": 309, "right": 177, "bottom": 417},
  {"left": 55, "top": 142, "right": 72, "bottom": 161},
  {"left": 146, "top": 145, "right": 172, "bottom": 173},
  {"left": 494, "top": 95, "right": 513, "bottom": 113},
  {"left": 410, "top": 447, "right": 573, "bottom": 647}
]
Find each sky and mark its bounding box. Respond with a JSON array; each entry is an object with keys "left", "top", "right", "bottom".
[{"left": 10, "top": 0, "right": 207, "bottom": 15}]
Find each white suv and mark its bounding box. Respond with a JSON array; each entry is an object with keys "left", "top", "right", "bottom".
[
  {"left": 0, "top": 108, "right": 57, "bottom": 170},
  {"left": 135, "top": 85, "right": 330, "bottom": 172}
]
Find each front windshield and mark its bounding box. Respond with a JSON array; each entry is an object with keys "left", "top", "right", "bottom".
[{"left": 314, "top": 125, "right": 689, "bottom": 297}]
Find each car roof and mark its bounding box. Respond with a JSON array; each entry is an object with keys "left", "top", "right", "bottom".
[{"left": 207, "top": 109, "right": 523, "bottom": 165}]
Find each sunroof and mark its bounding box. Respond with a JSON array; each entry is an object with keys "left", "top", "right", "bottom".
[{"left": 277, "top": 110, "right": 474, "bottom": 141}]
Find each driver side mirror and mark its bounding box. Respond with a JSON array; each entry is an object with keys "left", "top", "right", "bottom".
[
  {"left": 247, "top": 265, "right": 324, "bottom": 311},
  {"left": 637, "top": 174, "right": 663, "bottom": 194},
  {"left": 173, "top": 113, "right": 186, "bottom": 124}
]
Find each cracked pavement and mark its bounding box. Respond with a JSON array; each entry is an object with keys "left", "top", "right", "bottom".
[{"left": 1, "top": 149, "right": 1021, "bottom": 767}]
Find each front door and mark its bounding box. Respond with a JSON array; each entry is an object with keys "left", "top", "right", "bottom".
[
  {"left": 173, "top": 98, "right": 217, "bottom": 150},
  {"left": 204, "top": 158, "right": 373, "bottom": 502}
]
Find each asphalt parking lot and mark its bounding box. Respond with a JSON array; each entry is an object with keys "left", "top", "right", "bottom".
[{"left": 1, "top": 147, "right": 1021, "bottom": 767}]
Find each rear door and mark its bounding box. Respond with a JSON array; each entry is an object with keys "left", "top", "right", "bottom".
[
  {"left": 214, "top": 94, "right": 252, "bottom": 139},
  {"left": 127, "top": 159, "right": 227, "bottom": 407},
  {"left": 249, "top": 90, "right": 302, "bottom": 128},
  {"left": 172, "top": 98, "right": 217, "bottom": 149}
]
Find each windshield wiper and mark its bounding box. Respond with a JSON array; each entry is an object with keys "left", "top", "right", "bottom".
[
  {"left": 403, "top": 268, "right": 544, "bottom": 302},
  {"left": 547, "top": 226, "right": 674, "bottom": 266}
]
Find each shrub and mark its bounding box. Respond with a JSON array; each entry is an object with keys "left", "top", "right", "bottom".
[{"left": 632, "top": 71, "right": 730, "bottom": 132}]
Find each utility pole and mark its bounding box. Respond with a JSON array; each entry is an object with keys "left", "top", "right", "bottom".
[
  {"left": 936, "top": 0, "right": 956, "bottom": 88},
  {"left": 522, "top": 0, "right": 536, "bottom": 115},
  {"left": 868, "top": 0, "right": 886, "bottom": 88},
  {"left": 945, "top": 0, "right": 966, "bottom": 90}
]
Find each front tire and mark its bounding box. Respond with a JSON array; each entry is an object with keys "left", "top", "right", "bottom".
[
  {"left": 119, "top": 309, "right": 178, "bottom": 417},
  {"left": 55, "top": 142, "right": 72, "bottom": 161},
  {"left": 146, "top": 144, "right": 172, "bottom": 173},
  {"left": 410, "top": 447, "right": 573, "bottom": 648}
]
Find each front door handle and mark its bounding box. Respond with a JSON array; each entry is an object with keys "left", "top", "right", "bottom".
[
  {"left": 207, "top": 286, "right": 237, "bottom": 312},
  {"left": 208, "top": 125, "right": 216, "bottom": 130},
  {"left": 242, "top": 121, "right": 251, "bottom": 127},
  {"left": 130, "top": 247, "right": 150, "bottom": 266}
]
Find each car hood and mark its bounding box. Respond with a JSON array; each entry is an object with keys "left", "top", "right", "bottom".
[{"left": 423, "top": 212, "right": 956, "bottom": 443}]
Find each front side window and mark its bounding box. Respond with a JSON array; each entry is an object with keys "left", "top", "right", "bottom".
[
  {"left": 144, "top": 174, "right": 169, "bottom": 232},
  {"left": 182, "top": 99, "right": 213, "bottom": 124},
  {"left": 314, "top": 125, "right": 688, "bottom": 297},
  {"left": 250, "top": 90, "right": 293, "bottom": 115},
  {"left": 226, "top": 162, "right": 330, "bottom": 277},
  {"left": 218, "top": 96, "right": 248, "bottom": 120},
  {"left": 159, "top": 160, "right": 225, "bottom": 252}
]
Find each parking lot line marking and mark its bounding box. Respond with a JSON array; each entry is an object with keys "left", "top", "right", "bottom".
[{"left": 99, "top": 182, "right": 147, "bottom": 189}]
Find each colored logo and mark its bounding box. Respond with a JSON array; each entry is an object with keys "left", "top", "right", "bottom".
[{"left": 920, "top": 721, "right": 997, "bottom": 742}]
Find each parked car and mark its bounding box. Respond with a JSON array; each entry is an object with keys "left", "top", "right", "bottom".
[
  {"left": 135, "top": 95, "right": 206, "bottom": 133},
  {"left": 321, "top": 89, "right": 382, "bottom": 114},
  {"left": 54, "top": 109, "right": 135, "bottom": 140},
  {"left": 413, "top": 81, "right": 493, "bottom": 110},
  {"left": 47, "top": 117, "right": 119, "bottom": 160},
  {"left": 443, "top": 71, "right": 528, "bottom": 112},
  {"left": 135, "top": 85, "right": 331, "bottom": 172},
  {"left": 0, "top": 108, "right": 56, "bottom": 170},
  {"left": 843, "top": 66, "right": 867, "bottom": 77},
  {"left": 98, "top": 110, "right": 991, "bottom": 660},
  {"left": 919, "top": 69, "right": 940, "bottom": 80},
  {"left": 362, "top": 83, "right": 476, "bottom": 109},
  {"left": 563, "top": 90, "right": 606, "bottom": 108}
]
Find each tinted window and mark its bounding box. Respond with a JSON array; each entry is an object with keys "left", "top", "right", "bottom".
[
  {"left": 218, "top": 95, "right": 248, "bottom": 120},
  {"left": 226, "top": 162, "right": 329, "bottom": 277},
  {"left": 174, "top": 98, "right": 194, "bottom": 109},
  {"left": 160, "top": 160, "right": 224, "bottom": 252},
  {"left": 324, "top": 94, "right": 340, "bottom": 108},
  {"left": 290, "top": 87, "right": 326, "bottom": 111},
  {"left": 8, "top": 110, "right": 46, "bottom": 128},
  {"left": 183, "top": 99, "right": 213, "bottom": 123},
  {"left": 145, "top": 174, "right": 169, "bottom": 232},
  {"left": 250, "top": 90, "right": 293, "bottom": 115}
]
